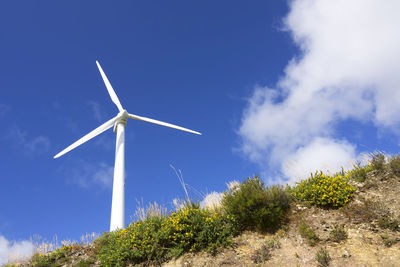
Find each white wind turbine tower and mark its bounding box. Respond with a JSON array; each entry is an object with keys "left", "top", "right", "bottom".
[{"left": 54, "top": 61, "right": 201, "bottom": 231}]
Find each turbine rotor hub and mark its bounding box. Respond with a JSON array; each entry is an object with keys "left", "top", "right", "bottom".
[
  {"left": 114, "top": 110, "right": 128, "bottom": 132},
  {"left": 119, "top": 109, "right": 128, "bottom": 118}
]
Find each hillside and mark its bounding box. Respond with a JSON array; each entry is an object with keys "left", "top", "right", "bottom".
[
  {"left": 164, "top": 173, "right": 400, "bottom": 267},
  {"left": 8, "top": 154, "right": 400, "bottom": 267}
]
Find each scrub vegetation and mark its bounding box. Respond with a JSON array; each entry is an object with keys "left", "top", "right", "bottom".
[{"left": 10, "top": 152, "right": 400, "bottom": 266}]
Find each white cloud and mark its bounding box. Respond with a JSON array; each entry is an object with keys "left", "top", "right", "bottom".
[
  {"left": 282, "top": 138, "right": 356, "bottom": 184},
  {"left": 0, "top": 235, "right": 34, "bottom": 265},
  {"left": 238, "top": 0, "right": 400, "bottom": 183},
  {"left": 6, "top": 126, "right": 50, "bottom": 155}
]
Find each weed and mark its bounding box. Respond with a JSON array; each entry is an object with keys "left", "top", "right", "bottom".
[
  {"left": 378, "top": 216, "right": 399, "bottom": 231},
  {"left": 341, "top": 198, "right": 377, "bottom": 223},
  {"left": 250, "top": 244, "right": 271, "bottom": 264},
  {"left": 341, "top": 198, "right": 398, "bottom": 231},
  {"left": 299, "top": 222, "right": 319, "bottom": 246},
  {"left": 329, "top": 224, "right": 347, "bottom": 243},
  {"left": 380, "top": 233, "right": 397, "bottom": 247},
  {"left": 315, "top": 247, "right": 331, "bottom": 267},
  {"left": 265, "top": 237, "right": 281, "bottom": 249},
  {"left": 222, "top": 176, "right": 291, "bottom": 233}
]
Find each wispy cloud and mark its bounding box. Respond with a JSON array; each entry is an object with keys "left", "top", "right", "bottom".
[
  {"left": 238, "top": 0, "right": 400, "bottom": 183},
  {"left": 0, "top": 235, "right": 34, "bottom": 265},
  {"left": 62, "top": 160, "right": 114, "bottom": 189},
  {"left": 88, "top": 101, "right": 103, "bottom": 122},
  {"left": 94, "top": 134, "right": 114, "bottom": 151},
  {"left": 0, "top": 104, "right": 10, "bottom": 118},
  {"left": 6, "top": 125, "right": 51, "bottom": 155}
]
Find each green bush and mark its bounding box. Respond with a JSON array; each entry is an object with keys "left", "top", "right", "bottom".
[
  {"left": 291, "top": 172, "right": 356, "bottom": 208},
  {"left": 221, "top": 176, "right": 291, "bottom": 233},
  {"left": 389, "top": 156, "right": 400, "bottom": 177},
  {"left": 371, "top": 153, "right": 386, "bottom": 172},
  {"left": 96, "top": 207, "right": 239, "bottom": 266}
]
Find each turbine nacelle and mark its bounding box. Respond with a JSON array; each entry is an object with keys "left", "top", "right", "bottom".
[
  {"left": 118, "top": 110, "right": 129, "bottom": 118},
  {"left": 113, "top": 110, "right": 128, "bottom": 132}
]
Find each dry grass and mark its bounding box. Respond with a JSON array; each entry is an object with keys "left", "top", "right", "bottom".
[
  {"left": 132, "top": 199, "right": 168, "bottom": 221},
  {"left": 200, "top": 191, "right": 223, "bottom": 212},
  {"left": 6, "top": 232, "right": 99, "bottom": 265}
]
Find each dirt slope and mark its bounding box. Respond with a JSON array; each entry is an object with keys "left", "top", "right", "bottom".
[{"left": 162, "top": 172, "right": 400, "bottom": 267}]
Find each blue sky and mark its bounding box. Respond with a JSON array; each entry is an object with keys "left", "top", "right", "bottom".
[{"left": 1, "top": 0, "right": 400, "bottom": 262}]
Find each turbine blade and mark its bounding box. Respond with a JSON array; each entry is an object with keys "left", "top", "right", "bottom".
[
  {"left": 128, "top": 113, "right": 201, "bottom": 135},
  {"left": 96, "top": 61, "right": 124, "bottom": 112},
  {"left": 54, "top": 115, "right": 120, "bottom": 159}
]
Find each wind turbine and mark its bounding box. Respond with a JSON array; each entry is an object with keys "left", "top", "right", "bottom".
[{"left": 54, "top": 61, "right": 201, "bottom": 231}]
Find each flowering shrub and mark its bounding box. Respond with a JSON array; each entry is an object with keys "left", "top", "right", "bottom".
[
  {"left": 31, "top": 245, "right": 77, "bottom": 266},
  {"left": 96, "top": 207, "right": 239, "bottom": 266},
  {"left": 291, "top": 172, "right": 355, "bottom": 207},
  {"left": 348, "top": 162, "right": 373, "bottom": 182}
]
